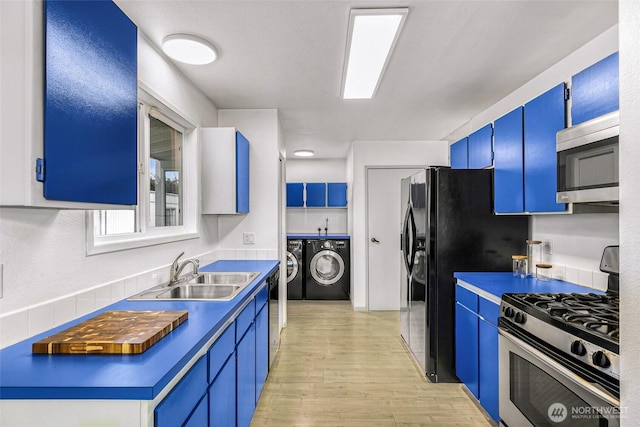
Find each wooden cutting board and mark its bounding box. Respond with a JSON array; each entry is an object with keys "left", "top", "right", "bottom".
[{"left": 32, "top": 310, "right": 188, "bottom": 355}]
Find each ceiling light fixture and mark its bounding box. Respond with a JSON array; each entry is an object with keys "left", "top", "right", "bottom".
[
  {"left": 341, "top": 8, "right": 408, "bottom": 100},
  {"left": 162, "top": 34, "right": 217, "bottom": 65},
  {"left": 294, "top": 150, "right": 315, "bottom": 157}
]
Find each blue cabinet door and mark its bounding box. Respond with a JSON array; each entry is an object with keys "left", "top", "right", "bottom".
[
  {"left": 237, "top": 322, "right": 256, "bottom": 427},
  {"left": 468, "top": 124, "right": 493, "bottom": 169},
  {"left": 305, "top": 183, "right": 326, "bottom": 207},
  {"left": 524, "top": 83, "right": 566, "bottom": 213},
  {"left": 455, "top": 302, "right": 479, "bottom": 399},
  {"left": 327, "top": 183, "right": 348, "bottom": 207},
  {"left": 571, "top": 52, "right": 619, "bottom": 126},
  {"left": 450, "top": 137, "right": 468, "bottom": 169},
  {"left": 494, "top": 107, "right": 525, "bottom": 213},
  {"left": 209, "top": 354, "right": 237, "bottom": 427},
  {"left": 154, "top": 356, "right": 208, "bottom": 427},
  {"left": 43, "top": 0, "right": 137, "bottom": 205},
  {"left": 184, "top": 396, "right": 208, "bottom": 427},
  {"left": 255, "top": 305, "right": 269, "bottom": 403},
  {"left": 236, "top": 131, "right": 250, "bottom": 213},
  {"left": 286, "top": 183, "right": 304, "bottom": 207},
  {"left": 479, "top": 317, "right": 499, "bottom": 421}
]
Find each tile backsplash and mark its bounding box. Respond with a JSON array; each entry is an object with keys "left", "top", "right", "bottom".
[{"left": 0, "top": 248, "right": 279, "bottom": 349}]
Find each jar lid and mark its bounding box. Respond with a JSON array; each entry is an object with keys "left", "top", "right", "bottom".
[
  {"left": 526, "top": 240, "right": 542, "bottom": 244},
  {"left": 512, "top": 255, "right": 527, "bottom": 260},
  {"left": 536, "top": 263, "right": 552, "bottom": 268}
]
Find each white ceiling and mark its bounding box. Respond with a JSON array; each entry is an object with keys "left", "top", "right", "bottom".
[{"left": 115, "top": 0, "right": 618, "bottom": 159}]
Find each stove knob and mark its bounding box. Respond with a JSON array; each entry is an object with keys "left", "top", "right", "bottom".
[
  {"left": 503, "top": 307, "right": 515, "bottom": 318},
  {"left": 592, "top": 351, "right": 611, "bottom": 369},
  {"left": 570, "top": 340, "right": 587, "bottom": 356},
  {"left": 514, "top": 312, "right": 526, "bottom": 324}
]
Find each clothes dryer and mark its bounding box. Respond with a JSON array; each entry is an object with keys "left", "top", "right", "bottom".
[
  {"left": 305, "top": 239, "right": 350, "bottom": 300},
  {"left": 286, "top": 239, "right": 304, "bottom": 299}
]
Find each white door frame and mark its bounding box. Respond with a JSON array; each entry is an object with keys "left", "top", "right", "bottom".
[{"left": 365, "top": 166, "right": 425, "bottom": 311}]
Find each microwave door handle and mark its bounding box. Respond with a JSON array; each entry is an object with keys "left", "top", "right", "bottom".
[{"left": 499, "top": 329, "right": 620, "bottom": 408}]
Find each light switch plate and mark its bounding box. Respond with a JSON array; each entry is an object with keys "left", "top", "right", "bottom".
[{"left": 243, "top": 232, "right": 256, "bottom": 245}]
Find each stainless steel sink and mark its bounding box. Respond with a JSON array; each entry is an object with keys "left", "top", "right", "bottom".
[{"left": 128, "top": 272, "right": 260, "bottom": 301}]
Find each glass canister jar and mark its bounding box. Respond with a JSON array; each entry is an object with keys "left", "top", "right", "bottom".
[
  {"left": 536, "top": 263, "right": 552, "bottom": 281},
  {"left": 512, "top": 255, "right": 528, "bottom": 279},
  {"left": 526, "top": 240, "right": 542, "bottom": 277}
]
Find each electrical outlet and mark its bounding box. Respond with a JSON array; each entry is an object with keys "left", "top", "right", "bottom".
[
  {"left": 243, "top": 232, "right": 256, "bottom": 245},
  {"left": 543, "top": 240, "right": 553, "bottom": 255}
]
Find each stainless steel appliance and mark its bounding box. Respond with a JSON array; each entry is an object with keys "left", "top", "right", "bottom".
[
  {"left": 499, "top": 246, "right": 620, "bottom": 426},
  {"left": 305, "top": 239, "right": 350, "bottom": 300},
  {"left": 268, "top": 269, "right": 280, "bottom": 368},
  {"left": 286, "top": 239, "right": 304, "bottom": 299},
  {"left": 400, "top": 168, "right": 528, "bottom": 382},
  {"left": 556, "top": 110, "right": 619, "bottom": 205}
]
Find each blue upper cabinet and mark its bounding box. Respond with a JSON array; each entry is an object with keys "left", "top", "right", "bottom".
[
  {"left": 43, "top": 0, "right": 137, "bottom": 205},
  {"left": 494, "top": 107, "right": 524, "bottom": 213},
  {"left": 468, "top": 124, "right": 493, "bottom": 169},
  {"left": 327, "top": 183, "right": 347, "bottom": 207},
  {"left": 235, "top": 131, "right": 250, "bottom": 213},
  {"left": 571, "top": 52, "right": 619, "bottom": 126},
  {"left": 286, "top": 183, "right": 304, "bottom": 207},
  {"left": 305, "top": 183, "right": 326, "bottom": 207},
  {"left": 201, "top": 127, "right": 251, "bottom": 214},
  {"left": 524, "top": 83, "right": 567, "bottom": 213},
  {"left": 450, "top": 137, "right": 468, "bottom": 169}
]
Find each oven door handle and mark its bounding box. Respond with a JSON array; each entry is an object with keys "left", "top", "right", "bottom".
[{"left": 499, "top": 329, "right": 620, "bottom": 408}]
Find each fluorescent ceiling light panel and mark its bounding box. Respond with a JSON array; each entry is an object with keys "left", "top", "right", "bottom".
[
  {"left": 342, "top": 8, "right": 408, "bottom": 99},
  {"left": 162, "top": 34, "right": 217, "bottom": 65},
  {"left": 294, "top": 150, "right": 315, "bottom": 157}
]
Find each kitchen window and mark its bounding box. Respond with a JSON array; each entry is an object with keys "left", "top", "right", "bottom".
[{"left": 86, "top": 88, "right": 198, "bottom": 254}]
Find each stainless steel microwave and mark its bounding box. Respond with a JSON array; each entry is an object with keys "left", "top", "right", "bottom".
[{"left": 556, "top": 110, "right": 619, "bottom": 205}]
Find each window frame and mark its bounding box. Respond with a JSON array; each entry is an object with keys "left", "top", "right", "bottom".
[{"left": 86, "top": 87, "right": 199, "bottom": 255}]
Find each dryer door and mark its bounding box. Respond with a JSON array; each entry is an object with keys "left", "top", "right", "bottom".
[
  {"left": 286, "top": 251, "right": 299, "bottom": 283},
  {"left": 309, "top": 250, "right": 345, "bottom": 286}
]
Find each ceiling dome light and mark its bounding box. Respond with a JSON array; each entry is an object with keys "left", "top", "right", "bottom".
[
  {"left": 162, "top": 34, "right": 217, "bottom": 65},
  {"left": 294, "top": 150, "right": 315, "bottom": 157}
]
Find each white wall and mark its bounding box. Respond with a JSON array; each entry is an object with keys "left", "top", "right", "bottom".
[
  {"left": 349, "top": 140, "right": 449, "bottom": 309},
  {"left": 619, "top": 2, "right": 640, "bottom": 422},
  {"left": 0, "top": 13, "right": 221, "bottom": 346},
  {"left": 446, "top": 25, "right": 620, "bottom": 287},
  {"left": 286, "top": 158, "right": 348, "bottom": 234},
  {"left": 217, "top": 109, "right": 281, "bottom": 257}
]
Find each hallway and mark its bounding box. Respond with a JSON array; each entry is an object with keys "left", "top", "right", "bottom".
[{"left": 251, "top": 301, "right": 492, "bottom": 426}]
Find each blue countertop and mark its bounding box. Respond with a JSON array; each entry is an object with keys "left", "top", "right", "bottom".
[
  {"left": 287, "top": 234, "right": 350, "bottom": 239},
  {"left": 454, "top": 272, "right": 602, "bottom": 304},
  {"left": 0, "top": 260, "right": 279, "bottom": 401}
]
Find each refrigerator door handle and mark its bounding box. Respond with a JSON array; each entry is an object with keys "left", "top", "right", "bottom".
[{"left": 402, "top": 204, "right": 417, "bottom": 274}]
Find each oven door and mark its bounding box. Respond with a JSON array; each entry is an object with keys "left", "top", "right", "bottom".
[{"left": 499, "top": 329, "right": 620, "bottom": 427}]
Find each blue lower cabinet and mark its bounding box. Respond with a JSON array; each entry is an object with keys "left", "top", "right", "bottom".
[
  {"left": 479, "top": 319, "right": 499, "bottom": 421},
  {"left": 237, "top": 322, "right": 257, "bottom": 427},
  {"left": 154, "top": 356, "right": 208, "bottom": 427},
  {"left": 209, "top": 354, "right": 237, "bottom": 427},
  {"left": 255, "top": 305, "right": 269, "bottom": 403},
  {"left": 184, "top": 396, "right": 208, "bottom": 427},
  {"left": 455, "top": 302, "right": 479, "bottom": 399}
]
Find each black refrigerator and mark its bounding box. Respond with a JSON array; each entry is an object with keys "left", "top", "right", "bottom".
[{"left": 400, "top": 167, "right": 528, "bottom": 383}]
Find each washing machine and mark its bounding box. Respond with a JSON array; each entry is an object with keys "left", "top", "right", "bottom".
[
  {"left": 305, "top": 239, "right": 350, "bottom": 300},
  {"left": 286, "top": 239, "right": 304, "bottom": 299}
]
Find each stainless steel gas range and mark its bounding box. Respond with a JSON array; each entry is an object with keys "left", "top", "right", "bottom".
[{"left": 498, "top": 246, "right": 620, "bottom": 426}]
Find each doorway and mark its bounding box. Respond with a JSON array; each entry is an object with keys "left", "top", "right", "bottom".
[{"left": 366, "top": 168, "right": 422, "bottom": 310}]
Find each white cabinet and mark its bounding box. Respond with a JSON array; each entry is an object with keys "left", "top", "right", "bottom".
[{"left": 201, "top": 127, "right": 250, "bottom": 214}]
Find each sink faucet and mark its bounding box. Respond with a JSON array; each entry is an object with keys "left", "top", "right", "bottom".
[{"left": 169, "top": 252, "right": 199, "bottom": 285}]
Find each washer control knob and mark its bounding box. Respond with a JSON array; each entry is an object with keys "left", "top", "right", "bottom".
[
  {"left": 504, "top": 307, "right": 515, "bottom": 318},
  {"left": 570, "top": 340, "right": 587, "bottom": 356},
  {"left": 514, "top": 312, "right": 526, "bottom": 324},
  {"left": 592, "top": 351, "right": 611, "bottom": 369}
]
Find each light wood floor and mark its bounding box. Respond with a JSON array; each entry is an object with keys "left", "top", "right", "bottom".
[{"left": 252, "top": 301, "right": 492, "bottom": 427}]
